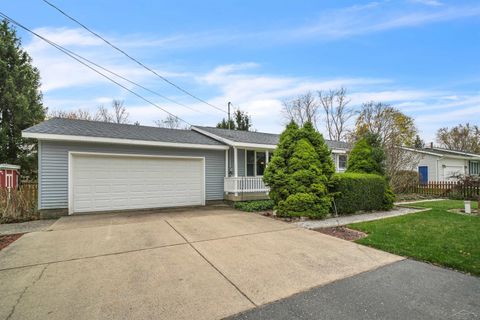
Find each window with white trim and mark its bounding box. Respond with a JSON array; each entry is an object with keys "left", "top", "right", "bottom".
[
  {"left": 469, "top": 161, "right": 480, "bottom": 175},
  {"left": 256, "top": 152, "right": 266, "bottom": 176},
  {"left": 338, "top": 155, "right": 347, "bottom": 171},
  {"left": 246, "top": 150, "right": 255, "bottom": 176}
]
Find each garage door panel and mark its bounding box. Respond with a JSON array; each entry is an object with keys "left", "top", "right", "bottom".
[{"left": 71, "top": 154, "right": 204, "bottom": 213}]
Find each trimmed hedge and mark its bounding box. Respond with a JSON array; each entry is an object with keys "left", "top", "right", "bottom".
[
  {"left": 233, "top": 200, "right": 274, "bottom": 212},
  {"left": 331, "top": 173, "right": 395, "bottom": 215}
]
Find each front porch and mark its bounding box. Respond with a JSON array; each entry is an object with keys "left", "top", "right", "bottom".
[
  {"left": 224, "top": 176, "right": 270, "bottom": 201},
  {"left": 223, "top": 147, "right": 272, "bottom": 201}
]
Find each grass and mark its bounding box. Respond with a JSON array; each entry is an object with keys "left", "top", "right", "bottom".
[{"left": 348, "top": 200, "right": 480, "bottom": 275}]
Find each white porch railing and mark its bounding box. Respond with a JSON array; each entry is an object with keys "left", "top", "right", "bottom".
[{"left": 224, "top": 176, "right": 270, "bottom": 194}]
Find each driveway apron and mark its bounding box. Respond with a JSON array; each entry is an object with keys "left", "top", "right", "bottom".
[{"left": 0, "top": 207, "right": 402, "bottom": 319}]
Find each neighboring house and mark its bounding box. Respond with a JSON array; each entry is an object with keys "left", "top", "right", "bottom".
[
  {"left": 402, "top": 146, "right": 480, "bottom": 184},
  {"left": 22, "top": 118, "right": 349, "bottom": 215},
  {"left": 0, "top": 164, "right": 20, "bottom": 189}
]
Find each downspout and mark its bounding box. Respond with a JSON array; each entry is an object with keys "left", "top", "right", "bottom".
[{"left": 436, "top": 156, "right": 444, "bottom": 181}]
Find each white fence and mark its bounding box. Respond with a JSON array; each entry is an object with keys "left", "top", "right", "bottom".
[{"left": 224, "top": 177, "right": 269, "bottom": 194}]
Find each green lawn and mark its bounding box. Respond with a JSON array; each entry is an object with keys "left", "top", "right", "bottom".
[{"left": 348, "top": 200, "right": 480, "bottom": 275}]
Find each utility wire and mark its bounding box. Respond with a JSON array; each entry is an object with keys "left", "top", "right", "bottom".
[
  {"left": 0, "top": 12, "right": 192, "bottom": 126},
  {"left": 40, "top": 39, "right": 202, "bottom": 114},
  {"left": 42, "top": 0, "right": 227, "bottom": 114}
]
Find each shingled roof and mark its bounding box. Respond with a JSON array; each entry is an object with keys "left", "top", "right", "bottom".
[
  {"left": 23, "top": 118, "right": 224, "bottom": 146},
  {"left": 23, "top": 118, "right": 350, "bottom": 150},
  {"left": 193, "top": 126, "right": 349, "bottom": 150}
]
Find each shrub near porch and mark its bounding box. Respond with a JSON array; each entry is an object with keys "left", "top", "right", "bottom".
[
  {"left": 331, "top": 173, "right": 395, "bottom": 215},
  {"left": 263, "top": 122, "right": 335, "bottom": 219}
]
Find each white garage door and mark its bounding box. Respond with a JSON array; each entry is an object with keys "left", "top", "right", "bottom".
[{"left": 70, "top": 153, "right": 204, "bottom": 214}]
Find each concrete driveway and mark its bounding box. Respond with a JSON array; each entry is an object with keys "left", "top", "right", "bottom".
[{"left": 0, "top": 206, "right": 401, "bottom": 320}]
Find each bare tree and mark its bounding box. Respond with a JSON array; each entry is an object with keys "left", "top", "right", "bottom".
[
  {"left": 318, "top": 87, "right": 354, "bottom": 141},
  {"left": 48, "top": 108, "right": 94, "bottom": 120},
  {"left": 282, "top": 92, "right": 319, "bottom": 128},
  {"left": 354, "top": 101, "right": 421, "bottom": 191},
  {"left": 95, "top": 105, "right": 113, "bottom": 122},
  {"left": 436, "top": 123, "right": 480, "bottom": 153},
  {"left": 94, "top": 100, "right": 130, "bottom": 124},
  {"left": 111, "top": 100, "right": 129, "bottom": 124},
  {"left": 50, "top": 100, "right": 131, "bottom": 124},
  {"left": 154, "top": 114, "right": 183, "bottom": 129}
]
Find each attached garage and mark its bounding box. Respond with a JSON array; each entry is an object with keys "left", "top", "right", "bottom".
[
  {"left": 22, "top": 118, "right": 228, "bottom": 216},
  {"left": 69, "top": 153, "right": 205, "bottom": 214}
]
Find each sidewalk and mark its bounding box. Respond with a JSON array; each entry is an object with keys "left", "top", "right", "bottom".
[
  {"left": 295, "top": 206, "right": 428, "bottom": 229},
  {"left": 0, "top": 219, "right": 57, "bottom": 235}
]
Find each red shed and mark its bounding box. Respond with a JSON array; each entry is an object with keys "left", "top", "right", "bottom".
[{"left": 0, "top": 164, "right": 20, "bottom": 189}]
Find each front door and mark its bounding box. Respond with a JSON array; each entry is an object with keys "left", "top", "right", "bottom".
[{"left": 418, "top": 166, "right": 428, "bottom": 184}]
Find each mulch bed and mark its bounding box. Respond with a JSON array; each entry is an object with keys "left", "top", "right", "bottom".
[
  {"left": 0, "top": 233, "right": 24, "bottom": 250},
  {"left": 314, "top": 227, "right": 367, "bottom": 241}
]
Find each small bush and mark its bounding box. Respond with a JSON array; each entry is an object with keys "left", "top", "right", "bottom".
[
  {"left": 331, "top": 173, "right": 394, "bottom": 215},
  {"left": 277, "top": 192, "right": 331, "bottom": 219},
  {"left": 234, "top": 200, "right": 274, "bottom": 212}
]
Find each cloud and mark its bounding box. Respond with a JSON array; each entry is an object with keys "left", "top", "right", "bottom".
[
  {"left": 27, "top": 2, "right": 478, "bottom": 57},
  {"left": 289, "top": 2, "right": 480, "bottom": 40},
  {"left": 25, "top": 27, "right": 190, "bottom": 92},
  {"left": 24, "top": 22, "right": 478, "bottom": 143},
  {"left": 409, "top": 0, "right": 443, "bottom": 7}
]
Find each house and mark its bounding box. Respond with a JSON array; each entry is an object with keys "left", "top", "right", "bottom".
[
  {"left": 22, "top": 118, "right": 349, "bottom": 215},
  {"left": 402, "top": 145, "right": 480, "bottom": 183}
]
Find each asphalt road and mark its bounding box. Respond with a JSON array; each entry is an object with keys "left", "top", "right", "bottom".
[{"left": 228, "top": 259, "right": 480, "bottom": 320}]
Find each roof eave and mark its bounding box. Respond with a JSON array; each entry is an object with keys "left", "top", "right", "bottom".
[
  {"left": 431, "top": 148, "right": 480, "bottom": 159},
  {"left": 22, "top": 131, "right": 229, "bottom": 150},
  {"left": 401, "top": 147, "right": 476, "bottom": 160}
]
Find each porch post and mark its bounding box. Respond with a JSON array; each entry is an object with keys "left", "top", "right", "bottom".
[
  {"left": 233, "top": 147, "right": 238, "bottom": 196},
  {"left": 265, "top": 150, "right": 269, "bottom": 195},
  {"left": 225, "top": 149, "right": 229, "bottom": 177},
  {"left": 233, "top": 147, "right": 238, "bottom": 177}
]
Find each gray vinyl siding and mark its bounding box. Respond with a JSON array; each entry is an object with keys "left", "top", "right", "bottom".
[
  {"left": 227, "top": 147, "right": 246, "bottom": 177},
  {"left": 39, "top": 141, "right": 226, "bottom": 210},
  {"left": 237, "top": 149, "right": 246, "bottom": 176}
]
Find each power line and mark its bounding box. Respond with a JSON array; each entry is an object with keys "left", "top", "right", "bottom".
[
  {"left": 40, "top": 38, "right": 203, "bottom": 115},
  {"left": 42, "top": 0, "right": 227, "bottom": 114},
  {"left": 0, "top": 12, "right": 192, "bottom": 126}
]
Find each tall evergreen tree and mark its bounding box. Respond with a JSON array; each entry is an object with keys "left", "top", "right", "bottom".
[
  {"left": 0, "top": 20, "right": 45, "bottom": 178},
  {"left": 346, "top": 133, "right": 385, "bottom": 176},
  {"left": 263, "top": 121, "right": 335, "bottom": 218}
]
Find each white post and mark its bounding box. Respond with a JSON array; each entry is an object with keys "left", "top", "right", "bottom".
[
  {"left": 465, "top": 201, "right": 472, "bottom": 214},
  {"left": 264, "top": 150, "right": 269, "bottom": 195},
  {"left": 233, "top": 147, "right": 238, "bottom": 177},
  {"left": 225, "top": 149, "right": 229, "bottom": 177},
  {"left": 233, "top": 147, "right": 238, "bottom": 196}
]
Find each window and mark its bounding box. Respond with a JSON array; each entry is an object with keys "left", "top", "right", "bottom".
[
  {"left": 338, "top": 155, "right": 347, "bottom": 171},
  {"left": 256, "top": 152, "right": 266, "bottom": 176},
  {"left": 246, "top": 150, "right": 255, "bottom": 176},
  {"left": 470, "top": 161, "right": 480, "bottom": 176}
]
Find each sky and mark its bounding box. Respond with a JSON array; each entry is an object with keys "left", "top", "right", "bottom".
[{"left": 2, "top": 0, "right": 480, "bottom": 142}]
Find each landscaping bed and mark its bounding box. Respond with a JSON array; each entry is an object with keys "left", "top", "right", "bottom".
[
  {"left": 314, "top": 227, "right": 366, "bottom": 241},
  {"left": 0, "top": 233, "right": 23, "bottom": 250},
  {"left": 348, "top": 200, "right": 480, "bottom": 275}
]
